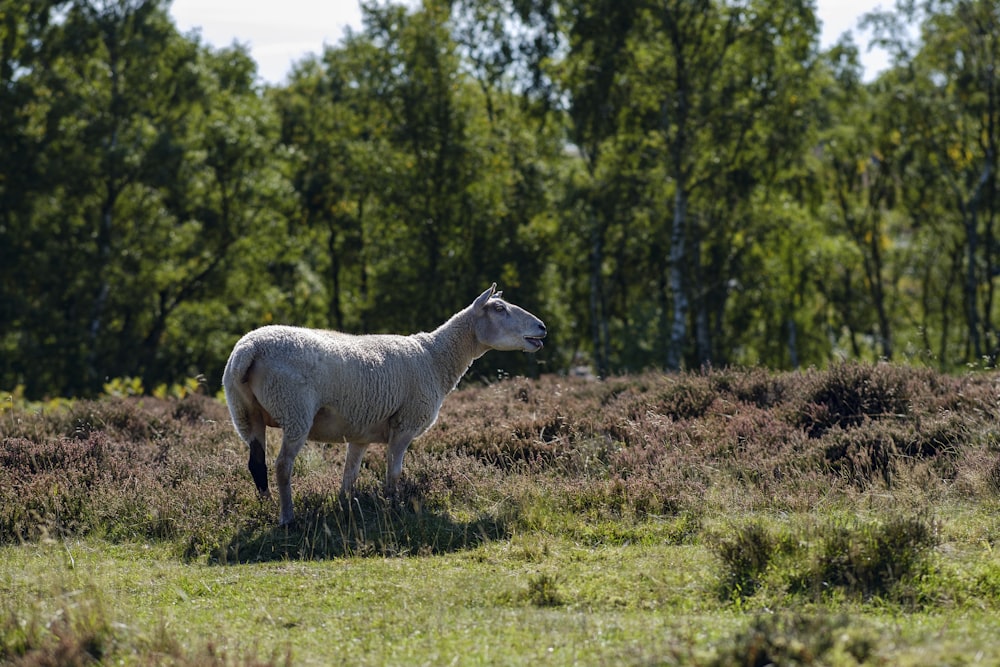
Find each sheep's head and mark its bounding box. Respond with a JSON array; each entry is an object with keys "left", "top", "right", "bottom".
[{"left": 473, "top": 283, "right": 547, "bottom": 353}]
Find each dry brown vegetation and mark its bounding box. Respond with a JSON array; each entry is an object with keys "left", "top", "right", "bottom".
[{"left": 3, "top": 362, "right": 999, "bottom": 557}]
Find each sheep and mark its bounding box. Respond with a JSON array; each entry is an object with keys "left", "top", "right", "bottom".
[{"left": 222, "top": 283, "right": 546, "bottom": 525}]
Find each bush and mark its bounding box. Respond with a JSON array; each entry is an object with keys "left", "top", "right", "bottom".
[
  {"left": 812, "top": 514, "right": 937, "bottom": 601},
  {"left": 710, "top": 612, "right": 877, "bottom": 666},
  {"left": 525, "top": 573, "right": 564, "bottom": 607},
  {"left": 710, "top": 522, "right": 776, "bottom": 600},
  {"left": 797, "top": 362, "right": 912, "bottom": 437}
]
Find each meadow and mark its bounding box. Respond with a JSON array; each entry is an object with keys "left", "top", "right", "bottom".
[{"left": 4, "top": 363, "right": 1000, "bottom": 665}]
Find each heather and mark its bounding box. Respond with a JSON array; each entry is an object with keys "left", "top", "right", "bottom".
[{"left": 4, "top": 363, "right": 1000, "bottom": 664}]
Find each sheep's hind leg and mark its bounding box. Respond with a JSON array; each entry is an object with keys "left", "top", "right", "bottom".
[
  {"left": 275, "top": 429, "right": 308, "bottom": 526},
  {"left": 249, "top": 439, "right": 269, "bottom": 497},
  {"left": 247, "top": 409, "right": 270, "bottom": 498}
]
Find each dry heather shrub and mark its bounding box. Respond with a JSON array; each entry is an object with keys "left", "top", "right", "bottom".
[
  {"left": 0, "top": 434, "right": 108, "bottom": 540},
  {"left": 988, "top": 456, "right": 1000, "bottom": 495},
  {"left": 823, "top": 410, "right": 971, "bottom": 489},
  {"left": 614, "top": 372, "right": 718, "bottom": 421},
  {"left": 951, "top": 449, "right": 1000, "bottom": 498},
  {"left": 823, "top": 424, "right": 901, "bottom": 488},
  {"left": 0, "top": 396, "right": 252, "bottom": 546},
  {"left": 3, "top": 366, "right": 998, "bottom": 557},
  {"left": 907, "top": 367, "right": 1000, "bottom": 419},
  {"left": 795, "top": 362, "right": 912, "bottom": 437},
  {"left": 709, "top": 403, "right": 830, "bottom": 509},
  {"left": 429, "top": 376, "right": 578, "bottom": 470},
  {"left": 709, "top": 366, "right": 791, "bottom": 409}
]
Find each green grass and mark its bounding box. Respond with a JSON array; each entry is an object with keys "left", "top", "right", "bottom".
[
  {"left": 2, "top": 537, "right": 719, "bottom": 665},
  {"left": 6, "top": 364, "right": 1000, "bottom": 663},
  {"left": 6, "top": 508, "right": 1000, "bottom": 664}
]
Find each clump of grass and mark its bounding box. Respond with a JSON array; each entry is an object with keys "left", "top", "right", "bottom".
[
  {"left": 525, "top": 573, "right": 564, "bottom": 607},
  {"left": 1, "top": 587, "right": 290, "bottom": 665},
  {"left": 713, "top": 514, "right": 939, "bottom": 606},
  {"left": 811, "top": 514, "right": 937, "bottom": 602},
  {"left": 709, "top": 522, "right": 776, "bottom": 600},
  {"left": 709, "top": 612, "right": 877, "bottom": 666},
  {"left": 0, "top": 596, "right": 114, "bottom": 665}
]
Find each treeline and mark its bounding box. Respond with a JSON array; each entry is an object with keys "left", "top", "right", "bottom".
[{"left": 1, "top": 0, "right": 998, "bottom": 399}]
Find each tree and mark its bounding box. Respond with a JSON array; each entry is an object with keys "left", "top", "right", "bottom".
[
  {"left": 1, "top": 0, "right": 294, "bottom": 396},
  {"left": 554, "top": 0, "right": 821, "bottom": 371},
  {"left": 866, "top": 0, "right": 1000, "bottom": 366}
]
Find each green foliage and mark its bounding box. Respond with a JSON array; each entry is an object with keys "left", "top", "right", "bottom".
[{"left": 3, "top": 0, "right": 1000, "bottom": 401}]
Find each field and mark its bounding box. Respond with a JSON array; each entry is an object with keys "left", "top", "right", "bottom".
[{"left": 4, "top": 363, "right": 1000, "bottom": 665}]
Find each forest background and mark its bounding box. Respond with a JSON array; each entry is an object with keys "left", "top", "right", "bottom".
[{"left": 2, "top": 0, "right": 998, "bottom": 399}]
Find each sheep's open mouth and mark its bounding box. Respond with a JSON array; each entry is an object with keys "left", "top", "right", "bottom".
[{"left": 524, "top": 336, "right": 545, "bottom": 350}]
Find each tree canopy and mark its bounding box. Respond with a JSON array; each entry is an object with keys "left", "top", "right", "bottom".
[{"left": 2, "top": 0, "right": 999, "bottom": 398}]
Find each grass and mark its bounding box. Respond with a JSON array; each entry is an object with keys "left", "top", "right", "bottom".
[
  {"left": 5, "top": 362, "right": 1000, "bottom": 663},
  {"left": 6, "top": 526, "right": 1000, "bottom": 665}
]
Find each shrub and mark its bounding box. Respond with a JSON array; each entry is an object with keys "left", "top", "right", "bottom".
[
  {"left": 0, "top": 367, "right": 989, "bottom": 566},
  {"left": 649, "top": 374, "right": 718, "bottom": 420},
  {"left": 710, "top": 522, "right": 776, "bottom": 600},
  {"left": 710, "top": 366, "right": 790, "bottom": 409},
  {"left": 709, "top": 612, "right": 877, "bottom": 666},
  {"left": 824, "top": 425, "right": 900, "bottom": 488},
  {"left": 797, "top": 362, "right": 911, "bottom": 437},
  {"left": 812, "top": 514, "right": 937, "bottom": 601},
  {"left": 525, "top": 573, "right": 564, "bottom": 607}
]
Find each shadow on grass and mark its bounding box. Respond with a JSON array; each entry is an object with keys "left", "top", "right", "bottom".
[{"left": 208, "top": 489, "right": 513, "bottom": 564}]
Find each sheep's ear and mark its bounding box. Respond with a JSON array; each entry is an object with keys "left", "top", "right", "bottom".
[{"left": 474, "top": 283, "right": 497, "bottom": 308}]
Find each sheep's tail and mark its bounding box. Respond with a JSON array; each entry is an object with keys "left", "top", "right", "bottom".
[
  {"left": 222, "top": 338, "right": 270, "bottom": 497},
  {"left": 221, "top": 338, "right": 256, "bottom": 424}
]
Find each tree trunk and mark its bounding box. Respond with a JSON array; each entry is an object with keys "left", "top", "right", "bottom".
[{"left": 666, "top": 184, "right": 688, "bottom": 370}]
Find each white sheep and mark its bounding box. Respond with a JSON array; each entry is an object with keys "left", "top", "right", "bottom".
[{"left": 222, "top": 283, "right": 546, "bottom": 525}]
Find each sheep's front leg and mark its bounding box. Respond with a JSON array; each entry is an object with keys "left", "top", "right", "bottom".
[
  {"left": 275, "top": 429, "right": 308, "bottom": 526},
  {"left": 341, "top": 442, "right": 369, "bottom": 496},
  {"left": 385, "top": 431, "right": 416, "bottom": 497}
]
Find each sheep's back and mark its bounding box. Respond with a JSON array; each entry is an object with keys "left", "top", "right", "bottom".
[{"left": 244, "top": 325, "right": 443, "bottom": 436}]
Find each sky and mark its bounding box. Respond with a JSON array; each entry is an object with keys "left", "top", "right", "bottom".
[{"left": 169, "top": 0, "right": 891, "bottom": 86}]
